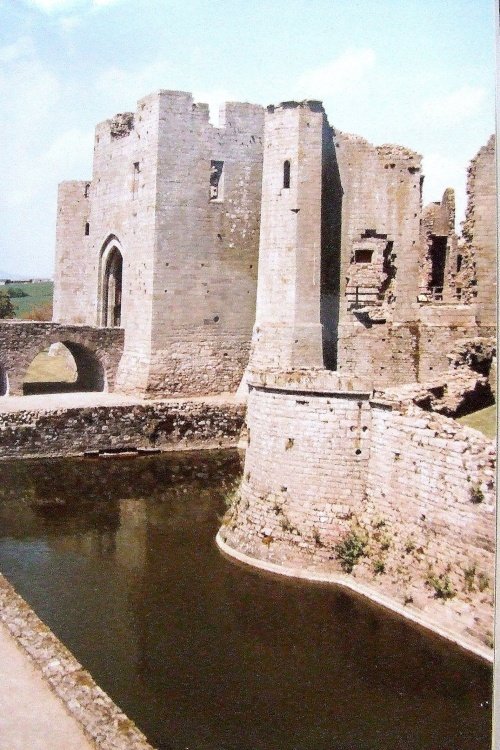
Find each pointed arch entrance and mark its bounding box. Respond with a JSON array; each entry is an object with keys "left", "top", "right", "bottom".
[{"left": 99, "top": 236, "right": 124, "bottom": 328}]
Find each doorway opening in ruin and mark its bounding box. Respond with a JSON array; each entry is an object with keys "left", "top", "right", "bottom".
[
  {"left": 101, "top": 245, "right": 123, "bottom": 327},
  {"left": 22, "top": 341, "right": 105, "bottom": 395},
  {"left": 429, "top": 236, "right": 447, "bottom": 295}
]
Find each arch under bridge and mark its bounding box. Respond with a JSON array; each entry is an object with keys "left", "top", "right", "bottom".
[{"left": 0, "top": 321, "right": 124, "bottom": 397}]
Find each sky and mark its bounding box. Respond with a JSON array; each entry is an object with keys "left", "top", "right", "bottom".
[{"left": 0, "top": 0, "right": 495, "bottom": 277}]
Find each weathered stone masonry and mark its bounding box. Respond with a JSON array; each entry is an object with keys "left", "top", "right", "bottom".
[
  {"left": 48, "top": 91, "right": 496, "bottom": 401},
  {"left": 0, "top": 399, "right": 245, "bottom": 459},
  {"left": 54, "top": 91, "right": 265, "bottom": 398},
  {"left": 220, "top": 374, "right": 495, "bottom": 653}
]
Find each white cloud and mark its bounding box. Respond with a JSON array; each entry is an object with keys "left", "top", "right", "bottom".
[
  {"left": 25, "top": 0, "right": 83, "bottom": 11},
  {"left": 91, "top": 0, "right": 124, "bottom": 6},
  {"left": 95, "top": 59, "right": 173, "bottom": 112},
  {"left": 9, "top": 127, "right": 94, "bottom": 206},
  {"left": 296, "top": 48, "right": 376, "bottom": 99},
  {"left": 0, "top": 35, "right": 35, "bottom": 63},
  {"left": 420, "top": 85, "right": 488, "bottom": 127},
  {"left": 25, "top": 0, "right": 126, "bottom": 13}
]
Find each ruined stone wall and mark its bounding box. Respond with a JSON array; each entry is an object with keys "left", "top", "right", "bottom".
[
  {"left": 220, "top": 377, "right": 495, "bottom": 652},
  {"left": 463, "top": 135, "right": 496, "bottom": 328},
  {"left": 0, "top": 398, "right": 244, "bottom": 459},
  {"left": 419, "top": 189, "right": 462, "bottom": 303},
  {"left": 333, "top": 133, "right": 424, "bottom": 383},
  {"left": 336, "top": 323, "right": 419, "bottom": 386},
  {"left": 361, "top": 402, "right": 495, "bottom": 647},
  {"left": 142, "top": 93, "right": 265, "bottom": 396}
]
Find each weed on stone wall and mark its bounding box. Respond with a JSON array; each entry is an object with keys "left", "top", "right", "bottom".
[
  {"left": 312, "top": 527, "right": 324, "bottom": 547},
  {"left": 334, "top": 529, "right": 368, "bottom": 573},
  {"left": 469, "top": 483, "right": 485, "bottom": 504},
  {"left": 463, "top": 563, "right": 490, "bottom": 593},
  {"left": 219, "top": 487, "right": 242, "bottom": 529},
  {"left": 425, "top": 569, "right": 456, "bottom": 600}
]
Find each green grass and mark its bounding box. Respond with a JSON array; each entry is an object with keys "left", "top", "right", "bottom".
[
  {"left": 24, "top": 347, "right": 76, "bottom": 383},
  {"left": 6, "top": 281, "right": 53, "bottom": 318},
  {"left": 458, "top": 404, "right": 497, "bottom": 440}
]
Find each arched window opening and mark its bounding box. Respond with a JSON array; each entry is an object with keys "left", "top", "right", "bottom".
[
  {"left": 283, "top": 160, "right": 291, "bottom": 189},
  {"left": 22, "top": 341, "right": 105, "bottom": 395},
  {"left": 102, "top": 247, "right": 123, "bottom": 327}
]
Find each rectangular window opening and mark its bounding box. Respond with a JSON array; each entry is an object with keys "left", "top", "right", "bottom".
[
  {"left": 354, "top": 249, "right": 373, "bottom": 264},
  {"left": 210, "top": 160, "right": 224, "bottom": 201},
  {"left": 132, "top": 162, "right": 140, "bottom": 198}
]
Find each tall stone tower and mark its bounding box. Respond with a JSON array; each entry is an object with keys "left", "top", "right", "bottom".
[{"left": 249, "top": 101, "right": 326, "bottom": 370}]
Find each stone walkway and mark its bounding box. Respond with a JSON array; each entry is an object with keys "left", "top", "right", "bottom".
[
  {"left": 0, "top": 389, "right": 241, "bottom": 414},
  {"left": 0, "top": 622, "right": 95, "bottom": 750}
]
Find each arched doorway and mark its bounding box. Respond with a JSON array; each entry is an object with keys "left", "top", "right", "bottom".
[
  {"left": 22, "top": 341, "right": 105, "bottom": 395},
  {"left": 102, "top": 246, "right": 123, "bottom": 327}
]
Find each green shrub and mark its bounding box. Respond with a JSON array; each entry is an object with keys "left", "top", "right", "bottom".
[
  {"left": 373, "top": 559, "right": 385, "bottom": 575},
  {"left": 0, "top": 290, "right": 15, "bottom": 319},
  {"left": 426, "top": 572, "right": 456, "bottom": 600},
  {"left": 335, "top": 531, "right": 367, "bottom": 573}
]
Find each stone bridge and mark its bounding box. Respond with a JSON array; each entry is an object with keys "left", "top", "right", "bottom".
[{"left": 0, "top": 321, "right": 124, "bottom": 396}]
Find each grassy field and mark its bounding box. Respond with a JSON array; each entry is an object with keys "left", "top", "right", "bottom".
[
  {"left": 458, "top": 404, "right": 497, "bottom": 440},
  {"left": 24, "top": 346, "right": 77, "bottom": 383},
  {"left": 5, "top": 281, "right": 53, "bottom": 318}
]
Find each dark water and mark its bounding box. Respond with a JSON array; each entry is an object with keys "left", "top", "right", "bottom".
[{"left": 0, "top": 452, "right": 492, "bottom": 750}]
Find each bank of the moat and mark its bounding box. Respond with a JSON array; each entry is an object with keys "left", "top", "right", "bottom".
[{"left": 0, "top": 451, "right": 493, "bottom": 750}]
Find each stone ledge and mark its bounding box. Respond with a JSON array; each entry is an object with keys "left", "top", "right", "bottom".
[{"left": 0, "top": 572, "right": 156, "bottom": 750}]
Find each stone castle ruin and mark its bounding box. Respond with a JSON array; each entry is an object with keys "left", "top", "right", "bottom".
[{"left": 0, "top": 90, "right": 496, "bottom": 655}]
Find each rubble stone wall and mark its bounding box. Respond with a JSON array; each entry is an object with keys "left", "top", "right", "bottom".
[{"left": 0, "top": 398, "right": 245, "bottom": 459}]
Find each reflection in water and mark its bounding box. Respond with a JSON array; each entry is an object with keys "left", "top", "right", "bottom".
[{"left": 0, "top": 452, "right": 492, "bottom": 750}]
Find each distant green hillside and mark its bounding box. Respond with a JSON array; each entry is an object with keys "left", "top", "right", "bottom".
[{"left": 4, "top": 281, "right": 53, "bottom": 318}]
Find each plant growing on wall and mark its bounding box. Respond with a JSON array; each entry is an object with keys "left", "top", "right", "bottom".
[
  {"left": 334, "top": 530, "right": 367, "bottom": 573},
  {"left": 425, "top": 571, "right": 456, "bottom": 600},
  {"left": 469, "top": 484, "right": 484, "bottom": 504}
]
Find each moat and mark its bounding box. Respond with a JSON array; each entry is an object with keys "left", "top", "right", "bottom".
[{"left": 0, "top": 451, "right": 492, "bottom": 750}]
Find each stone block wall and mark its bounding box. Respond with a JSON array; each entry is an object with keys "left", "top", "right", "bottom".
[
  {"left": 334, "top": 133, "right": 423, "bottom": 324},
  {"left": 53, "top": 90, "right": 265, "bottom": 399},
  {"left": 53, "top": 180, "right": 91, "bottom": 324},
  {"left": 336, "top": 322, "right": 418, "bottom": 386},
  {"left": 222, "top": 382, "right": 371, "bottom": 564},
  {"left": 220, "top": 376, "right": 495, "bottom": 652},
  {"left": 250, "top": 101, "right": 325, "bottom": 370},
  {"left": 143, "top": 93, "right": 265, "bottom": 396}
]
